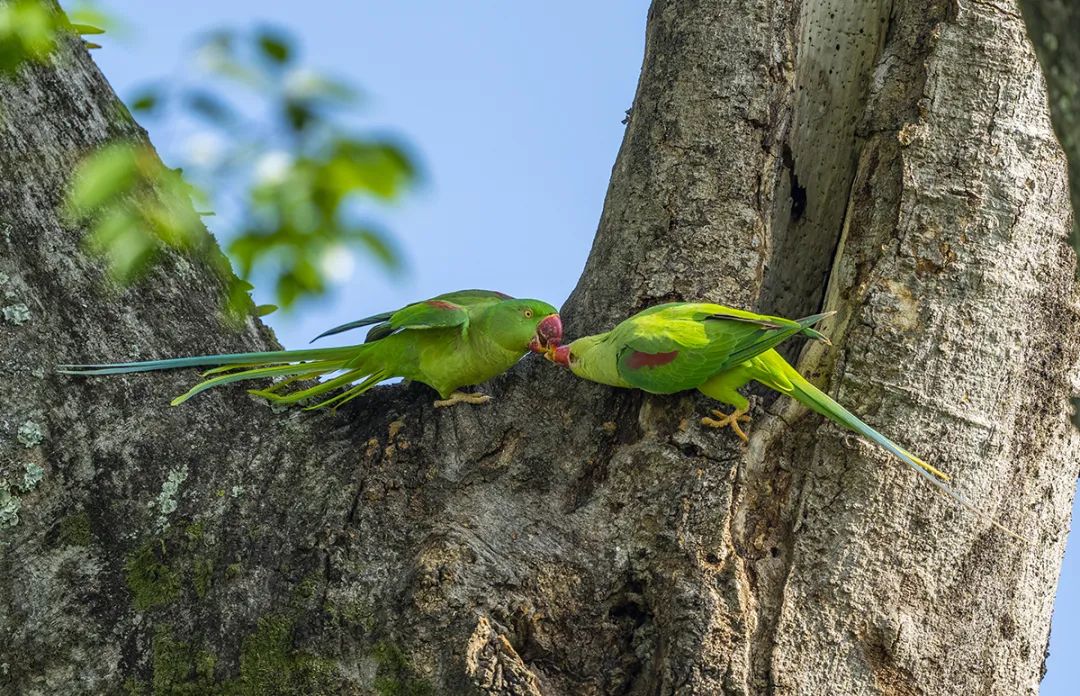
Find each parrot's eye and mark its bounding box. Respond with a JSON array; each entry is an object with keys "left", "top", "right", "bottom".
[{"left": 523, "top": 309, "right": 533, "bottom": 318}]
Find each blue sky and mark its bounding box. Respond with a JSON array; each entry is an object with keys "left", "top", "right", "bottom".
[
  {"left": 83, "top": 0, "right": 649, "bottom": 344},
  {"left": 73, "top": 1, "right": 1077, "bottom": 690}
]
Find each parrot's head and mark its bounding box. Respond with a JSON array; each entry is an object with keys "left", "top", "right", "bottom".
[
  {"left": 545, "top": 334, "right": 616, "bottom": 383},
  {"left": 490, "top": 299, "right": 562, "bottom": 353}
]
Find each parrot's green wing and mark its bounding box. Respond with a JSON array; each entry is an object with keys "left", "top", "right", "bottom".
[
  {"left": 614, "top": 304, "right": 830, "bottom": 394},
  {"left": 333, "top": 301, "right": 471, "bottom": 363},
  {"left": 386, "top": 299, "right": 471, "bottom": 331},
  {"left": 311, "top": 289, "right": 511, "bottom": 343},
  {"left": 430, "top": 289, "right": 513, "bottom": 305}
]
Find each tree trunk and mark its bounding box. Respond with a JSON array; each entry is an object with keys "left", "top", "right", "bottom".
[
  {"left": 1019, "top": 0, "right": 1080, "bottom": 255},
  {"left": 2, "top": 1, "right": 1077, "bottom": 695}
]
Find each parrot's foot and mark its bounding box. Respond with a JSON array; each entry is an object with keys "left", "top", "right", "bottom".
[
  {"left": 433, "top": 391, "right": 493, "bottom": 408},
  {"left": 701, "top": 407, "right": 752, "bottom": 443}
]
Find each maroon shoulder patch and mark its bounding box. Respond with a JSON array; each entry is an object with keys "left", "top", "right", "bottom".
[
  {"left": 427, "top": 300, "right": 458, "bottom": 310},
  {"left": 625, "top": 350, "right": 679, "bottom": 370}
]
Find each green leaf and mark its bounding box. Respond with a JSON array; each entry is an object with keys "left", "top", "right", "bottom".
[
  {"left": 66, "top": 144, "right": 139, "bottom": 216},
  {"left": 66, "top": 5, "right": 114, "bottom": 36},
  {"left": 309, "top": 76, "right": 357, "bottom": 103},
  {"left": 284, "top": 100, "right": 314, "bottom": 132},
  {"left": 283, "top": 70, "right": 358, "bottom": 104},
  {"left": 275, "top": 273, "right": 300, "bottom": 309},
  {"left": 220, "top": 276, "right": 256, "bottom": 326},
  {"left": 102, "top": 25, "right": 422, "bottom": 313},
  {"left": 255, "top": 28, "right": 292, "bottom": 65},
  {"left": 67, "top": 142, "right": 217, "bottom": 288},
  {"left": 254, "top": 304, "right": 278, "bottom": 317},
  {"left": 143, "top": 194, "right": 201, "bottom": 250},
  {"left": 70, "top": 23, "right": 105, "bottom": 35},
  {"left": 128, "top": 87, "right": 161, "bottom": 113},
  {"left": 226, "top": 234, "right": 265, "bottom": 277},
  {"left": 84, "top": 206, "right": 155, "bottom": 283},
  {"left": 195, "top": 31, "right": 265, "bottom": 88},
  {"left": 322, "top": 141, "right": 415, "bottom": 200},
  {"left": 0, "top": 0, "right": 60, "bottom": 74}
]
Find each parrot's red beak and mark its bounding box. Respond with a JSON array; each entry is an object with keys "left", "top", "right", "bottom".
[
  {"left": 529, "top": 314, "right": 563, "bottom": 353},
  {"left": 547, "top": 345, "right": 571, "bottom": 367}
]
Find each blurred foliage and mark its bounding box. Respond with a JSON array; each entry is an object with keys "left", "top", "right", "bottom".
[
  {"left": 0, "top": 0, "right": 105, "bottom": 74},
  {"left": 63, "top": 142, "right": 254, "bottom": 316},
  {"left": 0, "top": 0, "right": 58, "bottom": 72},
  {"left": 123, "top": 26, "right": 418, "bottom": 312},
  {"left": 2, "top": 3, "right": 418, "bottom": 319},
  {"left": 0, "top": 1, "right": 259, "bottom": 320},
  {"left": 66, "top": 142, "right": 207, "bottom": 281}
]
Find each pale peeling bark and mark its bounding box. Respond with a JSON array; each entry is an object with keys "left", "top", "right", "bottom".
[{"left": 0, "top": 1, "right": 1077, "bottom": 695}]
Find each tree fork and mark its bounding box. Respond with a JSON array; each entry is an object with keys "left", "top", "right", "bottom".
[{"left": 0, "top": 1, "right": 1076, "bottom": 694}]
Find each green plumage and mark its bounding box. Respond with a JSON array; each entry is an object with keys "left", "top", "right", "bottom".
[
  {"left": 563, "top": 303, "right": 830, "bottom": 391},
  {"left": 59, "top": 289, "right": 560, "bottom": 409},
  {"left": 558, "top": 303, "right": 960, "bottom": 486},
  {"left": 555, "top": 301, "right": 1028, "bottom": 540},
  {"left": 695, "top": 351, "right": 947, "bottom": 482}
]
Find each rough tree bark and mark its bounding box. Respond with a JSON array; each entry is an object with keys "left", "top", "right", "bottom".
[
  {"left": 1, "top": 1, "right": 1077, "bottom": 695},
  {"left": 1019, "top": 0, "right": 1080, "bottom": 254},
  {"left": 1018, "top": 0, "right": 1080, "bottom": 428}
]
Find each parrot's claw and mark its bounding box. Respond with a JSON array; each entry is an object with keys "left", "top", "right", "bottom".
[
  {"left": 701, "top": 407, "right": 752, "bottom": 443},
  {"left": 433, "top": 391, "right": 493, "bottom": 408}
]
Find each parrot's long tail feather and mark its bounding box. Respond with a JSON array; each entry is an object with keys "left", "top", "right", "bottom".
[
  {"left": 765, "top": 357, "right": 1030, "bottom": 543},
  {"left": 304, "top": 371, "right": 388, "bottom": 410},
  {"left": 59, "top": 345, "right": 385, "bottom": 409},
  {"left": 779, "top": 366, "right": 951, "bottom": 481},
  {"left": 56, "top": 347, "right": 353, "bottom": 375}
]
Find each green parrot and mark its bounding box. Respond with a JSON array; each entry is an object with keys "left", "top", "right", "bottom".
[
  {"left": 545, "top": 302, "right": 1027, "bottom": 540},
  {"left": 543, "top": 302, "right": 948, "bottom": 475},
  {"left": 59, "top": 289, "right": 563, "bottom": 410}
]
